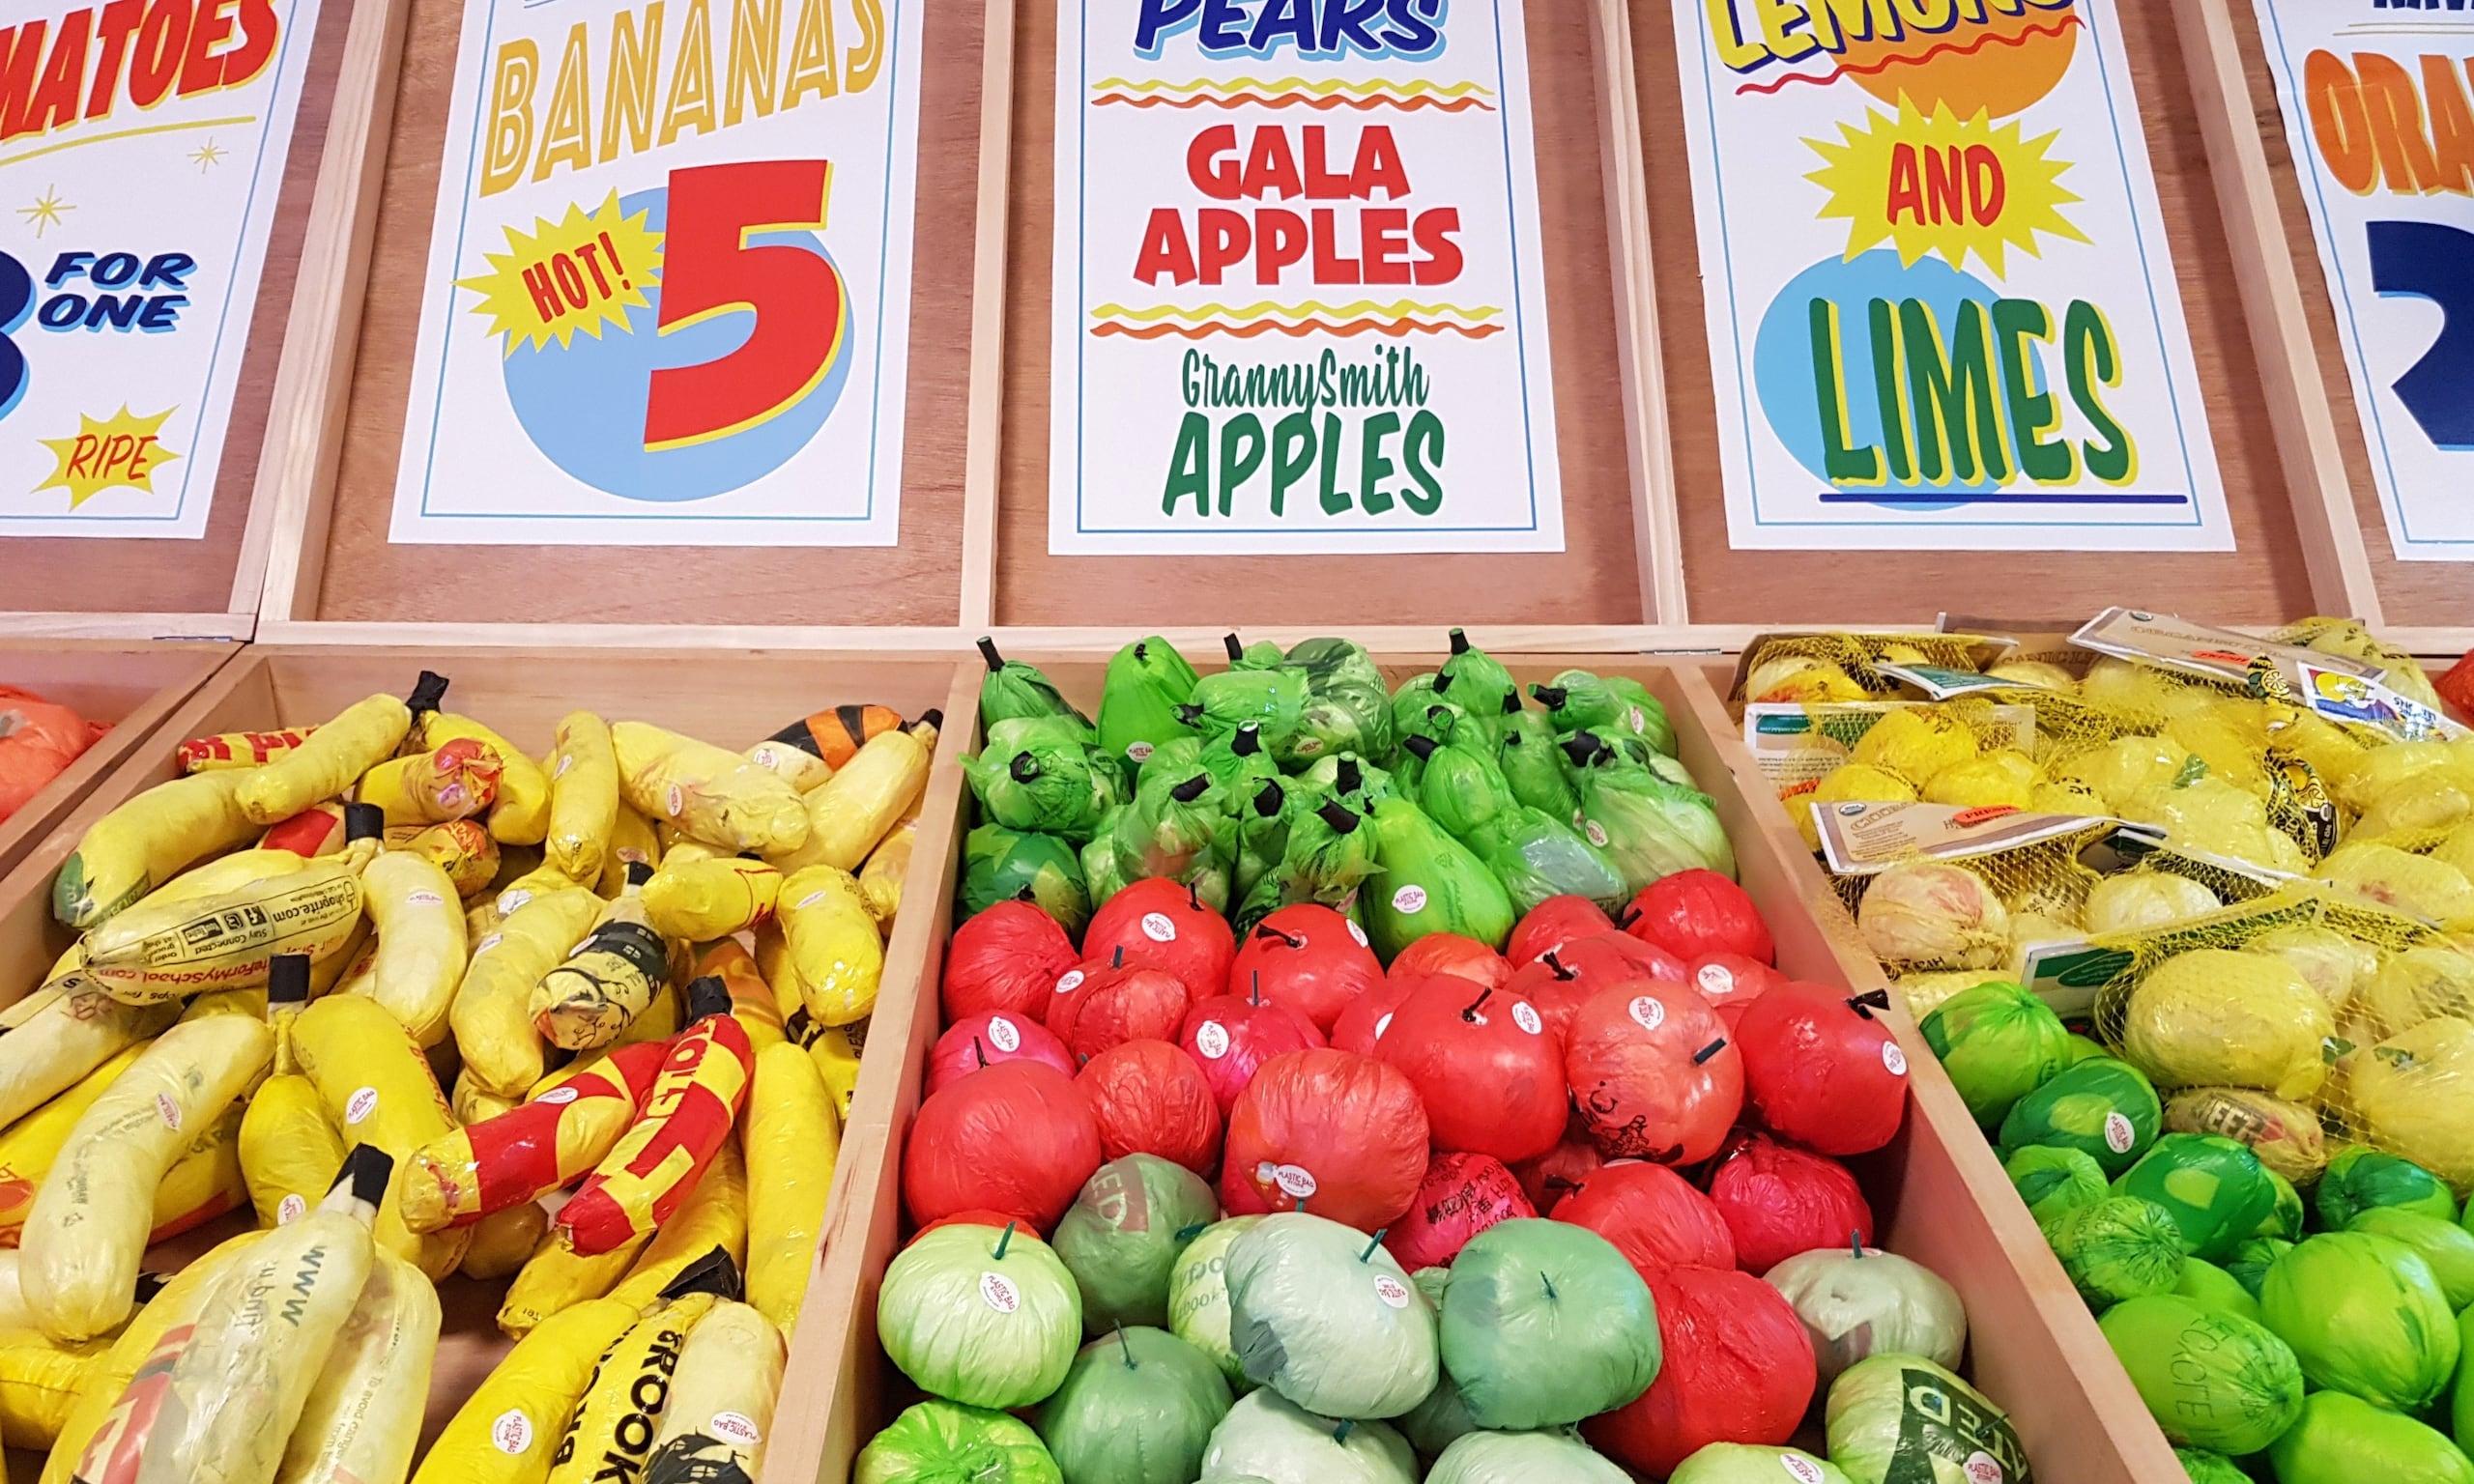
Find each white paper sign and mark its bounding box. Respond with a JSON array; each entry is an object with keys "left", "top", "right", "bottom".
[
  {"left": 1671, "top": 0, "right": 2233, "bottom": 552},
  {"left": 388, "top": 0, "right": 922, "bottom": 546},
  {"left": 2252, "top": 3, "right": 2473, "bottom": 562},
  {"left": 1049, "top": 0, "right": 1564, "bottom": 555},
  {"left": 0, "top": 0, "right": 322, "bottom": 538}
]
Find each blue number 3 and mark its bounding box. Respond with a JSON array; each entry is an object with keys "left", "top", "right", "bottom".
[
  {"left": 2368, "top": 220, "right": 2474, "bottom": 452},
  {"left": 0, "top": 251, "right": 29, "bottom": 422}
]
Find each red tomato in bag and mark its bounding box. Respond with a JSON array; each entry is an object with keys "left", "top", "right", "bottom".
[
  {"left": 924, "top": 1013, "right": 1076, "bottom": 1096},
  {"left": 1222, "top": 1049, "right": 1427, "bottom": 1231},
  {"left": 1048, "top": 949, "right": 1191, "bottom": 1066},
  {"left": 1735, "top": 983, "right": 1908, "bottom": 1156},
  {"left": 1706, "top": 1129, "right": 1874, "bottom": 1272},
  {"left": 1624, "top": 870, "right": 1774, "bottom": 965},
  {"left": 1083, "top": 876, "right": 1234, "bottom": 996},
  {"left": 1586, "top": 1266, "right": 1816, "bottom": 1475},
  {"left": 942, "top": 901, "right": 1079, "bottom": 1026},
  {"left": 903, "top": 1061, "right": 1102, "bottom": 1233},
  {"left": 1551, "top": 1161, "right": 1735, "bottom": 1276},
  {"left": 1386, "top": 1152, "right": 1535, "bottom": 1270},
  {"left": 1226, "top": 903, "right": 1381, "bottom": 1033},
  {"left": 1078, "top": 1039, "right": 1222, "bottom": 1174},
  {"left": 1564, "top": 984, "right": 1742, "bottom": 1166},
  {"left": 1180, "top": 990, "right": 1325, "bottom": 1117},
  {"left": 1329, "top": 974, "right": 1420, "bottom": 1059},
  {"left": 1507, "top": 896, "right": 1617, "bottom": 967},
  {"left": 1378, "top": 979, "right": 1566, "bottom": 1164},
  {"left": 1386, "top": 932, "right": 1510, "bottom": 988}
]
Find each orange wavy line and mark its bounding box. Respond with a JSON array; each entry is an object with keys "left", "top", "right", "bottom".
[
  {"left": 1732, "top": 14, "right": 2083, "bottom": 96},
  {"left": 1092, "top": 91, "right": 1493, "bottom": 112},
  {"left": 1092, "top": 317, "right": 1504, "bottom": 339}
]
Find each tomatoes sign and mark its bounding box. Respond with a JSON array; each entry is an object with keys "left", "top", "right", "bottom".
[{"left": 389, "top": 0, "right": 921, "bottom": 547}]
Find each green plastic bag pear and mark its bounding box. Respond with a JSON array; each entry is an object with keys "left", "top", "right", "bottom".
[
  {"left": 1202, "top": 724, "right": 1284, "bottom": 798},
  {"left": 858, "top": 1399, "right": 1063, "bottom": 1484},
  {"left": 1108, "top": 771, "right": 1228, "bottom": 885},
  {"left": 1366, "top": 796, "right": 1515, "bottom": 958},
  {"left": 962, "top": 823, "right": 1090, "bottom": 935},
  {"left": 1437, "top": 629, "right": 1518, "bottom": 727},
  {"left": 1286, "top": 636, "right": 1395, "bottom": 761},
  {"left": 976, "top": 638, "right": 1093, "bottom": 738},
  {"left": 1234, "top": 780, "right": 1292, "bottom": 904},
  {"left": 1393, "top": 700, "right": 1474, "bottom": 794},
  {"left": 1180, "top": 669, "right": 1309, "bottom": 758},
  {"left": 1099, "top": 637, "right": 1199, "bottom": 770},
  {"left": 1222, "top": 633, "right": 1288, "bottom": 671},
  {"left": 1270, "top": 795, "right": 1382, "bottom": 906},
  {"left": 1496, "top": 709, "right": 1579, "bottom": 820},
  {"left": 966, "top": 732, "right": 1118, "bottom": 842},
  {"left": 1470, "top": 807, "right": 1629, "bottom": 915},
  {"left": 1297, "top": 753, "right": 1394, "bottom": 810},
  {"left": 1081, "top": 830, "right": 1129, "bottom": 914},
  {"left": 1567, "top": 743, "right": 1738, "bottom": 895},
  {"left": 1532, "top": 670, "right": 1677, "bottom": 756},
  {"left": 1402, "top": 733, "right": 1517, "bottom": 844}
]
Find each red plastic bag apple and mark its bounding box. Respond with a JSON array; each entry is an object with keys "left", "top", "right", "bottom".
[
  {"left": 1076, "top": 1039, "right": 1221, "bottom": 1174},
  {"left": 1556, "top": 932, "right": 1687, "bottom": 988},
  {"left": 1736, "top": 985, "right": 1908, "bottom": 1156},
  {"left": 1510, "top": 1117, "right": 1606, "bottom": 1213},
  {"left": 903, "top": 1060, "right": 1103, "bottom": 1233},
  {"left": 1386, "top": 1152, "right": 1535, "bottom": 1270},
  {"left": 1706, "top": 1129, "right": 1874, "bottom": 1272},
  {"left": 1221, "top": 1048, "right": 1428, "bottom": 1231},
  {"left": 1180, "top": 985, "right": 1325, "bottom": 1117},
  {"left": 942, "top": 900, "right": 1079, "bottom": 1025},
  {"left": 1624, "top": 869, "right": 1774, "bottom": 965},
  {"left": 1047, "top": 947, "right": 1192, "bottom": 1065},
  {"left": 1551, "top": 1161, "right": 1735, "bottom": 1276},
  {"left": 1507, "top": 896, "right": 1616, "bottom": 967},
  {"left": 1329, "top": 974, "right": 1420, "bottom": 1059},
  {"left": 924, "top": 1012, "right": 1077, "bottom": 1097},
  {"left": 1226, "top": 903, "right": 1382, "bottom": 1033},
  {"left": 1505, "top": 952, "right": 1597, "bottom": 1046},
  {"left": 1563, "top": 984, "right": 1742, "bottom": 1165},
  {"left": 1585, "top": 1266, "right": 1816, "bottom": 1476},
  {"left": 1387, "top": 932, "right": 1510, "bottom": 988},
  {"left": 1083, "top": 876, "right": 1234, "bottom": 995},
  {"left": 1685, "top": 952, "right": 1783, "bottom": 1012},
  {"left": 1377, "top": 979, "right": 1566, "bottom": 1164}
]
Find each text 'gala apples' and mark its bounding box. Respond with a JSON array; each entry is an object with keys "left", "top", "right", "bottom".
[
  {"left": 1564, "top": 984, "right": 1743, "bottom": 1166},
  {"left": 903, "top": 1060, "right": 1103, "bottom": 1234},
  {"left": 1076, "top": 1040, "right": 1222, "bottom": 1175},
  {"left": 1222, "top": 1049, "right": 1428, "bottom": 1231},
  {"left": 1228, "top": 903, "right": 1382, "bottom": 1033}
]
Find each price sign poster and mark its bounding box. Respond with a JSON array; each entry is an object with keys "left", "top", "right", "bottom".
[
  {"left": 388, "top": 0, "right": 922, "bottom": 545},
  {"left": 2254, "top": 3, "right": 2474, "bottom": 562},
  {"left": 1673, "top": 0, "right": 2235, "bottom": 552},
  {"left": 1049, "top": 0, "right": 1565, "bottom": 556},
  {"left": 0, "top": 0, "right": 323, "bottom": 539}
]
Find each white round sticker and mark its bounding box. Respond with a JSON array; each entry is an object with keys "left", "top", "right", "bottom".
[
  {"left": 1697, "top": 962, "right": 1736, "bottom": 997},
  {"left": 538, "top": 1086, "right": 581, "bottom": 1106},
  {"left": 1140, "top": 912, "right": 1178, "bottom": 943},
  {"left": 155, "top": 1093, "right": 181, "bottom": 1132},
  {"left": 1882, "top": 1042, "right": 1909, "bottom": 1076},
  {"left": 1964, "top": 1452, "right": 2004, "bottom": 1484},
  {"left": 709, "top": 1411, "right": 762, "bottom": 1446},
  {"left": 345, "top": 1087, "right": 380, "bottom": 1127},
  {"left": 2104, "top": 1111, "right": 2136, "bottom": 1155},
  {"left": 497, "top": 889, "right": 532, "bottom": 915},
  {"left": 1627, "top": 705, "right": 1649, "bottom": 733},
  {"left": 475, "top": 932, "right": 504, "bottom": 955},
  {"left": 980, "top": 1271, "right": 1021, "bottom": 1314},
  {"left": 1373, "top": 1013, "right": 1394, "bottom": 1041},
  {"left": 1584, "top": 820, "right": 1610, "bottom": 848},
  {"left": 1628, "top": 995, "right": 1666, "bottom": 1033},
  {"left": 1126, "top": 741, "right": 1155, "bottom": 763},
  {"left": 1272, "top": 1163, "right": 1318, "bottom": 1198},
  {"left": 491, "top": 1410, "right": 533, "bottom": 1456},
  {"left": 1782, "top": 1457, "right": 1827, "bottom": 1484},
  {"left": 1346, "top": 921, "right": 1368, "bottom": 948},
  {"left": 438, "top": 785, "right": 468, "bottom": 810},
  {"left": 406, "top": 891, "right": 446, "bottom": 906},
  {"left": 1371, "top": 1273, "right": 1411, "bottom": 1310},
  {"left": 1511, "top": 1002, "right": 1543, "bottom": 1036},
  {"left": 554, "top": 754, "right": 575, "bottom": 779},
  {"left": 795, "top": 890, "right": 827, "bottom": 910},
  {"left": 1391, "top": 885, "right": 1427, "bottom": 914},
  {"left": 1054, "top": 969, "right": 1086, "bottom": 995},
  {"left": 276, "top": 1193, "right": 307, "bottom": 1225},
  {"left": 665, "top": 784, "right": 685, "bottom": 817},
  {"left": 1195, "top": 1021, "right": 1231, "bottom": 1060},
  {"left": 751, "top": 746, "right": 779, "bottom": 768}
]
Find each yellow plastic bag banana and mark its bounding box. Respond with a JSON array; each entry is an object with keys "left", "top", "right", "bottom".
[
  {"left": 0, "top": 1042, "right": 146, "bottom": 1239},
  {"left": 80, "top": 820, "right": 376, "bottom": 1003},
  {"left": 764, "top": 721, "right": 933, "bottom": 874},
  {"left": 857, "top": 813, "right": 915, "bottom": 928},
  {"left": 261, "top": 803, "right": 348, "bottom": 857},
  {"left": 106, "top": 1149, "right": 388, "bottom": 1484},
  {"left": 357, "top": 842, "right": 466, "bottom": 1045},
  {"left": 291, "top": 993, "right": 470, "bottom": 1280},
  {"left": 235, "top": 691, "right": 416, "bottom": 826},
  {"left": 0, "top": 1253, "right": 31, "bottom": 1332},
  {"left": 645, "top": 1300, "right": 785, "bottom": 1480},
  {"left": 178, "top": 728, "right": 315, "bottom": 774},
  {"left": 452, "top": 1076, "right": 518, "bottom": 1127},
  {"left": 385, "top": 819, "right": 499, "bottom": 900},
  {"left": 0, "top": 1325, "right": 103, "bottom": 1449},
  {"left": 462, "top": 1202, "right": 552, "bottom": 1282},
  {"left": 498, "top": 1227, "right": 647, "bottom": 1339},
  {"left": 806, "top": 1019, "right": 865, "bottom": 1119},
  {"left": 642, "top": 856, "right": 779, "bottom": 941},
  {"left": 413, "top": 1298, "right": 638, "bottom": 1484},
  {"left": 531, "top": 865, "right": 668, "bottom": 1051},
  {"left": 358, "top": 743, "right": 500, "bottom": 828},
  {"left": 542, "top": 1268, "right": 733, "bottom": 1484},
  {"left": 40, "top": 1232, "right": 254, "bottom": 1484},
  {"left": 598, "top": 806, "right": 660, "bottom": 899},
  {"left": 148, "top": 1105, "right": 246, "bottom": 1244},
  {"left": 239, "top": 1074, "right": 346, "bottom": 1230},
  {"left": 546, "top": 713, "right": 618, "bottom": 886},
  {"left": 694, "top": 941, "right": 785, "bottom": 1053},
  {"left": 52, "top": 771, "right": 256, "bottom": 929},
  {"left": 20, "top": 1013, "right": 272, "bottom": 1341},
  {"left": 147, "top": 844, "right": 312, "bottom": 901},
  {"left": 773, "top": 866, "right": 883, "bottom": 1026},
  {"left": 413, "top": 702, "right": 552, "bottom": 847},
  {"left": 741, "top": 739, "right": 832, "bottom": 794},
  {"left": 274, "top": 1248, "right": 440, "bottom": 1484},
  {"left": 610, "top": 722, "right": 808, "bottom": 858},
  {"left": 0, "top": 980, "right": 177, "bottom": 1130},
  {"left": 452, "top": 887, "right": 602, "bottom": 1099},
  {"left": 742, "top": 1042, "right": 839, "bottom": 1335},
  {"left": 608, "top": 1138, "right": 746, "bottom": 1312}
]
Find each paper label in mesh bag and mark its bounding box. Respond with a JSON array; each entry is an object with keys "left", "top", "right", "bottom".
[
  {"left": 1744, "top": 702, "right": 2035, "bottom": 791},
  {"left": 2280, "top": 660, "right": 2469, "bottom": 745},
  {"left": 1815, "top": 801, "right": 2138, "bottom": 875},
  {"left": 2070, "top": 608, "right": 2381, "bottom": 686}
]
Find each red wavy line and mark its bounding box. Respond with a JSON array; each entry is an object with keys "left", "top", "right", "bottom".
[
  {"left": 1091, "top": 317, "right": 1503, "bottom": 340},
  {"left": 1092, "top": 92, "right": 1493, "bottom": 112},
  {"left": 1732, "top": 14, "right": 2083, "bottom": 96}
]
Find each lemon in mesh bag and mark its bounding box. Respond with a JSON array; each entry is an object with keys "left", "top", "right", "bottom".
[
  {"left": 2085, "top": 872, "right": 2222, "bottom": 937},
  {"left": 2122, "top": 776, "right": 2304, "bottom": 873},
  {"left": 2119, "top": 949, "right": 2332, "bottom": 1101},
  {"left": 2080, "top": 659, "right": 2186, "bottom": 721},
  {"left": 2057, "top": 736, "right": 2191, "bottom": 813},
  {"left": 1744, "top": 653, "right": 1869, "bottom": 705},
  {"left": 2340, "top": 947, "right": 2474, "bottom": 1045},
  {"left": 1850, "top": 710, "right": 1978, "bottom": 787},
  {"left": 1793, "top": 765, "right": 1916, "bottom": 851},
  {"left": 2334, "top": 1016, "right": 2474, "bottom": 1195},
  {"left": 1989, "top": 659, "right": 2078, "bottom": 691},
  {"left": 2245, "top": 925, "right": 2363, "bottom": 1011},
  {"left": 1857, "top": 863, "right": 2008, "bottom": 970},
  {"left": 1923, "top": 751, "right": 2037, "bottom": 810},
  {"left": 2315, "top": 842, "right": 2474, "bottom": 930}
]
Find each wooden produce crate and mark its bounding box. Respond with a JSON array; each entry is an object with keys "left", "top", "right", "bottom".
[
  {"left": 0, "top": 642, "right": 238, "bottom": 881},
  {"left": 787, "top": 649, "right": 2175, "bottom": 1484},
  {"left": 0, "top": 644, "right": 980, "bottom": 1481}
]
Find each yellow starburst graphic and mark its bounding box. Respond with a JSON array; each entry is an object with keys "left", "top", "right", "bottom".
[
  {"left": 35, "top": 407, "right": 181, "bottom": 508},
  {"left": 456, "top": 192, "right": 664, "bottom": 355},
  {"left": 1805, "top": 100, "right": 2088, "bottom": 277}
]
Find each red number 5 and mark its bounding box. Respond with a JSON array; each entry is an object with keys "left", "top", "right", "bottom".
[{"left": 645, "top": 159, "right": 849, "bottom": 451}]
